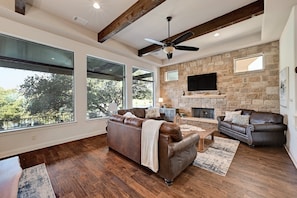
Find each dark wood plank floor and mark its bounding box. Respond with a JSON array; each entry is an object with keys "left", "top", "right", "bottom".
[{"left": 19, "top": 132, "right": 297, "bottom": 198}]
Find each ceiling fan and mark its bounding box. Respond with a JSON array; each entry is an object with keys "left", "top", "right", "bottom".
[{"left": 145, "top": 16, "right": 199, "bottom": 59}]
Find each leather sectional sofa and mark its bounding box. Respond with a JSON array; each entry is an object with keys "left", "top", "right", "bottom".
[
  {"left": 106, "top": 114, "right": 199, "bottom": 185},
  {"left": 217, "top": 109, "right": 287, "bottom": 146}
]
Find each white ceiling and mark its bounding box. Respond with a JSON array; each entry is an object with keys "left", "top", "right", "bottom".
[{"left": 22, "top": 0, "right": 297, "bottom": 66}]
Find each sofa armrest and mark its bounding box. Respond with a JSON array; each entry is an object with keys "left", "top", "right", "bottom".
[
  {"left": 248, "top": 123, "right": 287, "bottom": 132},
  {"left": 167, "top": 133, "right": 199, "bottom": 158},
  {"left": 217, "top": 116, "right": 225, "bottom": 122}
]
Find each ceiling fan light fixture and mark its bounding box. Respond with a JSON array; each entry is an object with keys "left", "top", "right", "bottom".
[
  {"left": 144, "top": 16, "right": 199, "bottom": 59},
  {"left": 163, "top": 46, "right": 175, "bottom": 54}
]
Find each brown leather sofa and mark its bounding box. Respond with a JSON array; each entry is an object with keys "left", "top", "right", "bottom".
[
  {"left": 118, "top": 108, "right": 165, "bottom": 120},
  {"left": 217, "top": 109, "right": 287, "bottom": 146},
  {"left": 106, "top": 114, "right": 199, "bottom": 185}
]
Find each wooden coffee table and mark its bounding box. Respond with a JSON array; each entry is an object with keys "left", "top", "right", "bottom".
[
  {"left": 180, "top": 125, "right": 215, "bottom": 152},
  {"left": 196, "top": 129, "right": 215, "bottom": 152}
]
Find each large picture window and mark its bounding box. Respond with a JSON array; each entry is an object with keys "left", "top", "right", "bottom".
[
  {"left": 132, "top": 67, "right": 154, "bottom": 107},
  {"left": 87, "top": 56, "right": 125, "bottom": 119},
  {"left": 0, "top": 34, "right": 74, "bottom": 132}
]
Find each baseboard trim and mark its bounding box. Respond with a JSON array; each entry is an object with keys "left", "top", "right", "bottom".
[
  {"left": 0, "top": 130, "right": 106, "bottom": 159},
  {"left": 284, "top": 145, "right": 297, "bottom": 169}
]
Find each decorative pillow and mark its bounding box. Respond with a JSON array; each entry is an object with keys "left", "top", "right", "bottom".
[
  {"left": 123, "top": 112, "right": 137, "bottom": 118},
  {"left": 232, "top": 114, "right": 250, "bottom": 125},
  {"left": 223, "top": 111, "right": 242, "bottom": 122},
  {"left": 145, "top": 108, "right": 160, "bottom": 118}
]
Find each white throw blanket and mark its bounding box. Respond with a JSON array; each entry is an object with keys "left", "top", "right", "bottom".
[{"left": 141, "top": 119, "right": 165, "bottom": 172}]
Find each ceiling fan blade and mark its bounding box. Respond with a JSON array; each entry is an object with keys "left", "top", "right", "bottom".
[
  {"left": 172, "top": 32, "right": 194, "bottom": 45},
  {"left": 175, "top": 45, "right": 199, "bottom": 51},
  {"left": 167, "top": 52, "right": 173, "bottom": 59},
  {"left": 144, "top": 38, "right": 164, "bottom": 46}
]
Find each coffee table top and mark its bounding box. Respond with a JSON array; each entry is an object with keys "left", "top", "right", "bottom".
[
  {"left": 179, "top": 124, "right": 205, "bottom": 132},
  {"left": 179, "top": 124, "right": 216, "bottom": 138}
]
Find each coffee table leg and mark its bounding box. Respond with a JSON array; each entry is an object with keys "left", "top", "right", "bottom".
[{"left": 198, "top": 138, "right": 204, "bottom": 152}]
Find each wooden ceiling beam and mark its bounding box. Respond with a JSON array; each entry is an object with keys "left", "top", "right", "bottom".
[
  {"left": 98, "top": 0, "right": 166, "bottom": 43},
  {"left": 15, "top": 0, "right": 26, "bottom": 15},
  {"left": 138, "top": 0, "right": 264, "bottom": 57}
]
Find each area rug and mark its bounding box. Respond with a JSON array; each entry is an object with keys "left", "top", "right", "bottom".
[
  {"left": 17, "top": 163, "right": 56, "bottom": 198},
  {"left": 193, "top": 136, "right": 240, "bottom": 176}
]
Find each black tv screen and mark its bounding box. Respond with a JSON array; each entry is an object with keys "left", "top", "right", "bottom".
[{"left": 187, "top": 73, "right": 217, "bottom": 91}]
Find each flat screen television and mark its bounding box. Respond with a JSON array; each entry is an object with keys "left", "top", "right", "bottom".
[{"left": 187, "top": 73, "right": 217, "bottom": 91}]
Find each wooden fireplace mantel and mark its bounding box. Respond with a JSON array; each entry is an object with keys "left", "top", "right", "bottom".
[
  {"left": 181, "top": 94, "right": 226, "bottom": 99},
  {"left": 181, "top": 117, "right": 218, "bottom": 124}
]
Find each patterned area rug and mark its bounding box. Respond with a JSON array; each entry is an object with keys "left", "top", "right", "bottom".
[
  {"left": 18, "top": 163, "right": 56, "bottom": 198},
  {"left": 193, "top": 136, "right": 240, "bottom": 176}
]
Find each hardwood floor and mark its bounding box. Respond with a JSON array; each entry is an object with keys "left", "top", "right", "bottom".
[{"left": 19, "top": 132, "right": 297, "bottom": 198}]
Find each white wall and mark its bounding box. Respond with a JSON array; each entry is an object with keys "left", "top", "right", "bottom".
[
  {"left": 280, "top": 5, "right": 297, "bottom": 167},
  {"left": 0, "top": 6, "right": 159, "bottom": 158}
]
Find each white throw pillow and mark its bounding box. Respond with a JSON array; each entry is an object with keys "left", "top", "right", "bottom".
[
  {"left": 223, "top": 111, "right": 242, "bottom": 122},
  {"left": 232, "top": 114, "right": 250, "bottom": 125},
  {"left": 145, "top": 108, "right": 160, "bottom": 118},
  {"left": 123, "top": 112, "right": 137, "bottom": 118}
]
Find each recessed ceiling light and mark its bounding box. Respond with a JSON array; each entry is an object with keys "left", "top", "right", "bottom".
[
  {"left": 93, "top": 2, "right": 100, "bottom": 9},
  {"left": 214, "top": 32, "right": 220, "bottom": 37}
]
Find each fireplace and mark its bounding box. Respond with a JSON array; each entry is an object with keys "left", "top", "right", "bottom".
[{"left": 192, "top": 108, "right": 214, "bottom": 119}]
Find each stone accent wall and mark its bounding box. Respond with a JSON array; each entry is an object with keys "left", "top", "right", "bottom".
[{"left": 160, "top": 41, "right": 280, "bottom": 118}]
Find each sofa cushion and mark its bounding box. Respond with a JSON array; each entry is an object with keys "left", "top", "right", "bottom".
[
  {"left": 118, "top": 109, "right": 130, "bottom": 115},
  {"left": 253, "top": 123, "right": 287, "bottom": 132},
  {"left": 145, "top": 108, "right": 160, "bottom": 118},
  {"left": 118, "top": 108, "right": 147, "bottom": 118},
  {"left": 160, "top": 122, "right": 183, "bottom": 142},
  {"left": 132, "top": 108, "right": 147, "bottom": 118},
  {"left": 224, "top": 110, "right": 242, "bottom": 122},
  {"left": 232, "top": 115, "right": 250, "bottom": 125},
  {"left": 123, "top": 112, "right": 137, "bottom": 118},
  {"left": 124, "top": 117, "right": 144, "bottom": 127},
  {"left": 235, "top": 109, "right": 255, "bottom": 115},
  {"left": 110, "top": 115, "right": 125, "bottom": 123},
  {"left": 220, "top": 120, "right": 232, "bottom": 128},
  {"left": 250, "top": 112, "right": 283, "bottom": 124},
  {"left": 231, "top": 124, "right": 246, "bottom": 134}
]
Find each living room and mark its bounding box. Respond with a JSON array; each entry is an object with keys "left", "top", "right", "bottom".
[{"left": 0, "top": 0, "right": 297, "bottom": 197}]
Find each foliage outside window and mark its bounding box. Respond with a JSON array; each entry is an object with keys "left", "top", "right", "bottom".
[
  {"left": 0, "top": 34, "right": 74, "bottom": 132},
  {"left": 132, "top": 67, "right": 154, "bottom": 107},
  {"left": 165, "top": 70, "right": 178, "bottom": 81},
  {"left": 234, "top": 53, "right": 264, "bottom": 73},
  {"left": 87, "top": 56, "right": 124, "bottom": 119}
]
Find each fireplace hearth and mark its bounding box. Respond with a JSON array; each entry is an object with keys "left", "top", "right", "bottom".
[{"left": 192, "top": 108, "right": 214, "bottom": 119}]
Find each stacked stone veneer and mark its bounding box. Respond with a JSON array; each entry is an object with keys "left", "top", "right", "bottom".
[{"left": 160, "top": 41, "right": 280, "bottom": 118}]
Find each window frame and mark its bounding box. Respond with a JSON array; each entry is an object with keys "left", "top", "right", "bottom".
[
  {"left": 165, "top": 70, "right": 179, "bottom": 81},
  {"left": 86, "top": 55, "right": 125, "bottom": 119},
  {"left": 0, "top": 33, "right": 75, "bottom": 132},
  {"left": 132, "top": 67, "right": 155, "bottom": 108},
  {"left": 233, "top": 53, "right": 264, "bottom": 74}
]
